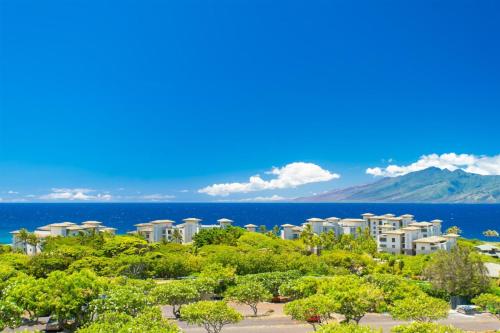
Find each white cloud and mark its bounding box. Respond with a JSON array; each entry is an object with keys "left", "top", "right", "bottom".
[
  {"left": 367, "top": 153, "right": 500, "bottom": 177},
  {"left": 199, "top": 162, "right": 340, "bottom": 196},
  {"left": 39, "top": 188, "right": 112, "bottom": 201},
  {"left": 138, "top": 194, "right": 175, "bottom": 201},
  {"left": 237, "top": 195, "right": 288, "bottom": 202},
  {"left": 7, "top": 190, "right": 19, "bottom": 194}
]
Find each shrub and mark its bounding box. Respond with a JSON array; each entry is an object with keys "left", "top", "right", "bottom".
[{"left": 391, "top": 322, "right": 464, "bottom": 333}]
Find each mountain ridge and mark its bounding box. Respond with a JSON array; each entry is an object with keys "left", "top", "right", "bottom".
[{"left": 296, "top": 167, "right": 500, "bottom": 203}]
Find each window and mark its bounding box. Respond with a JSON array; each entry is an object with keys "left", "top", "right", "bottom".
[
  {"left": 392, "top": 245, "right": 395, "bottom": 248},
  {"left": 421, "top": 246, "right": 425, "bottom": 250},
  {"left": 380, "top": 237, "right": 387, "bottom": 242},
  {"left": 392, "top": 238, "right": 396, "bottom": 242}
]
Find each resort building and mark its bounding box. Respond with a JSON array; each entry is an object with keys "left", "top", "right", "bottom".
[
  {"left": 131, "top": 217, "right": 234, "bottom": 243},
  {"left": 475, "top": 244, "right": 500, "bottom": 258},
  {"left": 10, "top": 221, "right": 116, "bottom": 255},
  {"left": 280, "top": 213, "right": 458, "bottom": 256}
]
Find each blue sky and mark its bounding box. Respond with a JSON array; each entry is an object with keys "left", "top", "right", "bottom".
[{"left": 0, "top": 0, "right": 499, "bottom": 202}]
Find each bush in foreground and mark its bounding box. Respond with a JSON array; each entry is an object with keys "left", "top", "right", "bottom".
[
  {"left": 316, "top": 323, "right": 381, "bottom": 332},
  {"left": 472, "top": 293, "right": 500, "bottom": 315},
  {"left": 77, "top": 307, "right": 179, "bottom": 333},
  {"left": 391, "top": 322, "right": 464, "bottom": 333}
]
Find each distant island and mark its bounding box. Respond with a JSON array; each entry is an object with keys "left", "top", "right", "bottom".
[{"left": 298, "top": 167, "right": 500, "bottom": 203}]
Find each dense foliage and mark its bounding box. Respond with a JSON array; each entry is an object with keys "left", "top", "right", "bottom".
[{"left": 0, "top": 229, "right": 498, "bottom": 332}]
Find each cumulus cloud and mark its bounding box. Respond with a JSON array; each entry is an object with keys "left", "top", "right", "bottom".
[
  {"left": 199, "top": 162, "right": 340, "bottom": 196},
  {"left": 367, "top": 153, "right": 500, "bottom": 177},
  {"left": 40, "top": 188, "right": 112, "bottom": 201}
]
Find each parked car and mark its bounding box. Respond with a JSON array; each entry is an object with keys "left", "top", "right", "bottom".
[{"left": 456, "top": 305, "right": 479, "bottom": 315}]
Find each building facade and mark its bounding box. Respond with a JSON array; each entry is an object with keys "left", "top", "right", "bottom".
[
  {"left": 280, "top": 213, "right": 458, "bottom": 256},
  {"left": 132, "top": 217, "right": 234, "bottom": 244},
  {"left": 10, "top": 221, "right": 116, "bottom": 255}
]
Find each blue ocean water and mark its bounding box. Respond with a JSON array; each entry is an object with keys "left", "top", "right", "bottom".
[{"left": 0, "top": 203, "right": 499, "bottom": 244}]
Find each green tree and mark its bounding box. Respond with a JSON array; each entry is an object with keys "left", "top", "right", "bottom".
[
  {"left": 391, "top": 322, "right": 464, "bottom": 333},
  {"left": 101, "top": 236, "right": 149, "bottom": 257},
  {"left": 319, "top": 230, "right": 337, "bottom": 250},
  {"left": 42, "top": 269, "right": 105, "bottom": 328},
  {"left": 236, "top": 270, "right": 300, "bottom": 297},
  {"left": 77, "top": 307, "right": 180, "bottom": 333},
  {"left": 472, "top": 293, "right": 500, "bottom": 315},
  {"left": 172, "top": 229, "right": 183, "bottom": 244},
  {"left": 0, "top": 299, "right": 23, "bottom": 331},
  {"left": 15, "top": 228, "right": 31, "bottom": 253},
  {"left": 284, "top": 294, "right": 337, "bottom": 331},
  {"left": 389, "top": 294, "right": 449, "bottom": 322},
  {"left": 225, "top": 281, "right": 271, "bottom": 316},
  {"left": 445, "top": 226, "right": 462, "bottom": 235},
  {"left": 196, "top": 263, "right": 236, "bottom": 296},
  {"left": 3, "top": 275, "right": 47, "bottom": 321},
  {"left": 152, "top": 280, "right": 200, "bottom": 318},
  {"left": 317, "top": 275, "right": 385, "bottom": 323},
  {"left": 482, "top": 229, "right": 499, "bottom": 238},
  {"left": 90, "top": 282, "right": 154, "bottom": 317},
  {"left": 279, "top": 276, "right": 324, "bottom": 299},
  {"left": 317, "top": 323, "right": 381, "bottom": 333},
  {"left": 423, "top": 245, "right": 489, "bottom": 297},
  {"left": 181, "top": 300, "right": 243, "bottom": 333}
]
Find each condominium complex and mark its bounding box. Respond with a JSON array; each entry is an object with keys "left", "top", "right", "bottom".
[
  {"left": 10, "top": 221, "right": 116, "bottom": 255},
  {"left": 10, "top": 213, "right": 458, "bottom": 256},
  {"left": 280, "top": 213, "right": 458, "bottom": 255},
  {"left": 131, "top": 218, "right": 257, "bottom": 243}
]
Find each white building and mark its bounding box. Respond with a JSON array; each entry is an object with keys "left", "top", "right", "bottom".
[
  {"left": 281, "top": 213, "right": 458, "bottom": 256},
  {"left": 132, "top": 217, "right": 235, "bottom": 244},
  {"left": 11, "top": 221, "right": 116, "bottom": 255}
]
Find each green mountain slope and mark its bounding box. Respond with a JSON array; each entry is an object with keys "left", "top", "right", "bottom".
[{"left": 299, "top": 167, "right": 500, "bottom": 203}]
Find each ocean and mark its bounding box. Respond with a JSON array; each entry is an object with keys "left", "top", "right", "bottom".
[{"left": 1, "top": 203, "right": 499, "bottom": 244}]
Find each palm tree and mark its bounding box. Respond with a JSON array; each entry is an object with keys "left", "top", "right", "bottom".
[
  {"left": 172, "top": 229, "right": 183, "bottom": 243},
  {"left": 16, "top": 228, "right": 31, "bottom": 253},
  {"left": 300, "top": 224, "right": 320, "bottom": 254},
  {"left": 27, "top": 233, "right": 40, "bottom": 254},
  {"left": 483, "top": 229, "right": 499, "bottom": 238},
  {"left": 446, "top": 226, "right": 462, "bottom": 235}
]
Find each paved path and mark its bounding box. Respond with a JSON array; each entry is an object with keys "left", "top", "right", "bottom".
[{"left": 170, "top": 303, "right": 500, "bottom": 333}]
